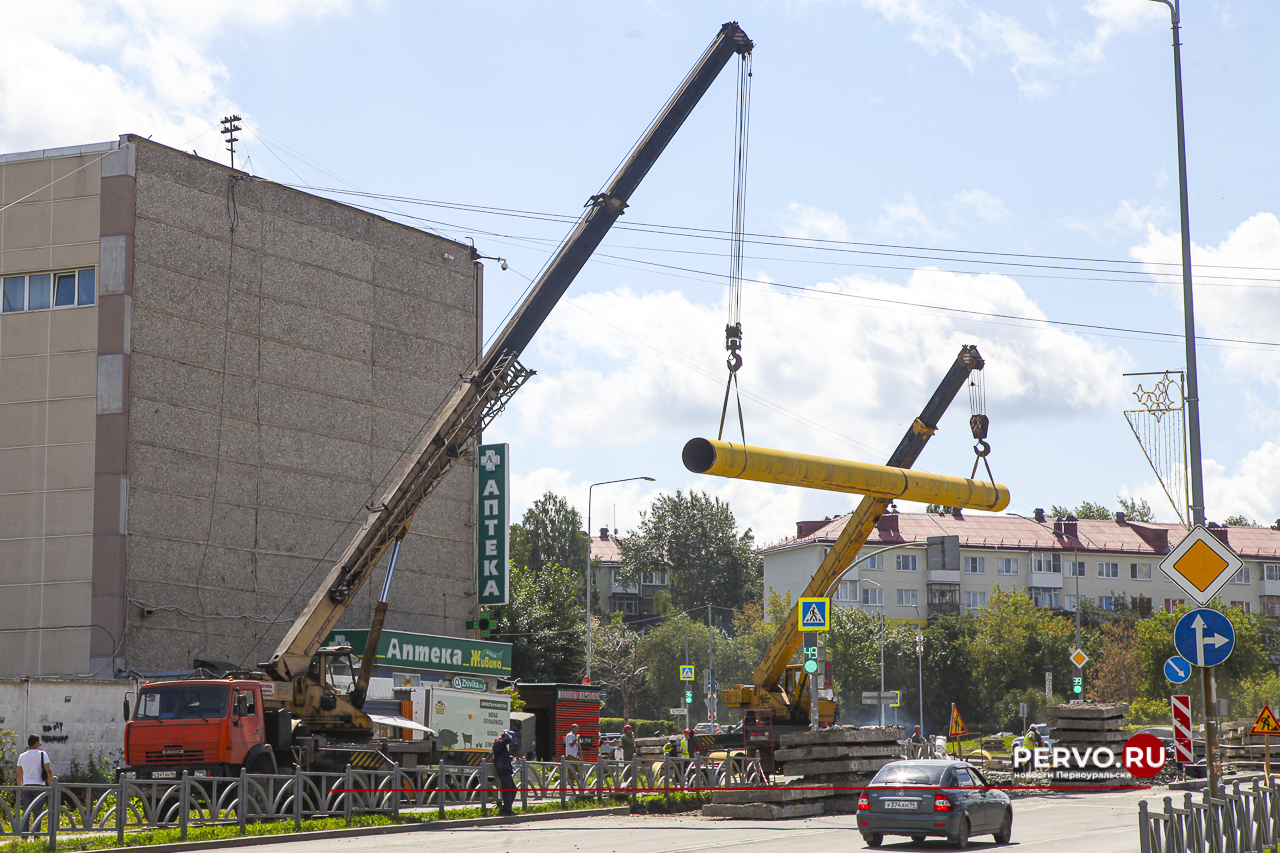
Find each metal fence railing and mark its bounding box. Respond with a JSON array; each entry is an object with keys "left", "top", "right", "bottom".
[
  {"left": 0, "top": 754, "right": 764, "bottom": 848},
  {"left": 1139, "top": 779, "right": 1280, "bottom": 853}
]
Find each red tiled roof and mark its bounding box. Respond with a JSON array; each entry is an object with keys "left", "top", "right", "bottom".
[
  {"left": 762, "top": 513, "right": 1280, "bottom": 559},
  {"left": 590, "top": 534, "right": 621, "bottom": 564}
]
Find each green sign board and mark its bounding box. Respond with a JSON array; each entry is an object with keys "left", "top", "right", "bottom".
[
  {"left": 477, "top": 443, "right": 510, "bottom": 606},
  {"left": 326, "top": 628, "right": 511, "bottom": 677}
]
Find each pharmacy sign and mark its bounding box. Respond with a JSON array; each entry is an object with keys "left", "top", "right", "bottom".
[{"left": 477, "top": 443, "right": 510, "bottom": 605}]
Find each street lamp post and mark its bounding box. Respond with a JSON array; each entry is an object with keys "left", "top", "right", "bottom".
[
  {"left": 584, "top": 476, "right": 655, "bottom": 684},
  {"left": 911, "top": 604, "right": 924, "bottom": 735},
  {"left": 859, "top": 578, "right": 886, "bottom": 726},
  {"left": 1148, "top": 0, "right": 1218, "bottom": 795}
]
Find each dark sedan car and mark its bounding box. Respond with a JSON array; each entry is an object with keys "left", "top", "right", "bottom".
[{"left": 857, "top": 759, "right": 1012, "bottom": 848}]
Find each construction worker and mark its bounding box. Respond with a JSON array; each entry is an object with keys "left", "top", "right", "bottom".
[{"left": 682, "top": 728, "right": 695, "bottom": 758}]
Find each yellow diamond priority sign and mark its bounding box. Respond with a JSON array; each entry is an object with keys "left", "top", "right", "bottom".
[
  {"left": 1161, "top": 524, "right": 1243, "bottom": 605},
  {"left": 1070, "top": 648, "right": 1089, "bottom": 668}
]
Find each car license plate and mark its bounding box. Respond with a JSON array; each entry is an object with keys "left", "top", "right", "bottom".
[
  {"left": 151, "top": 771, "right": 177, "bottom": 779},
  {"left": 884, "top": 800, "right": 916, "bottom": 810}
]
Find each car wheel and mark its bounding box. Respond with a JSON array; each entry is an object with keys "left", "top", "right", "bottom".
[
  {"left": 863, "top": 833, "right": 883, "bottom": 848},
  {"left": 994, "top": 809, "right": 1013, "bottom": 844},
  {"left": 949, "top": 817, "right": 970, "bottom": 849}
]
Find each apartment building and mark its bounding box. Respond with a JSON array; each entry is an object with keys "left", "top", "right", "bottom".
[
  {"left": 762, "top": 508, "right": 1280, "bottom": 625},
  {"left": 589, "top": 527, "right": 669, "bottom": 625},
  {"left": 0, "top": 136, "right": 483, "bottom": 678}
]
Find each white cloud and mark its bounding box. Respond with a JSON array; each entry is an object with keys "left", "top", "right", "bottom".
[
  {"left": 510, "top": 268, "right": 1130, "bottom": 466},
  {"left": 510, "top": 466, "right": 661, "bottom": 540},
  {"left": 874, "top": 193, "right": 953, "bottom": 240},
  {"left": 1107, "top": 199, "right": 1167, "bottom": 232},
  {"left": 780, "top": 203, "right": 851, "bottom": 242},
  {"left": 951, "top": 189, "right": 1011, "bottom": 224},
  {"left": 1130, "top": 212, "right": 1280, "bottom": 388},
  {"left": 1205, "top": 443, "right": 1280, "bottom": 526},
  {"left": 847, "top": 0, "right": 1167, "bottom": 98},
  {"left": 0, "top": 1, "right": 351, "bottom": 159}
]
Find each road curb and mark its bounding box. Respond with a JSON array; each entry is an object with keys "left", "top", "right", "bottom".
[{"left": 100, "top": 806, "right": 632, "bottom": 853}]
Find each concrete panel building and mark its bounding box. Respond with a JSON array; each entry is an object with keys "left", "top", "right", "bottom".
[{"left": 1, "top": 136, "right": 483, "bottom": 678}]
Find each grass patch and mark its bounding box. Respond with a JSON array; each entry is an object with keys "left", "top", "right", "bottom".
[{"left": 1, "top": 795, "right": 641, "bottom": 852}]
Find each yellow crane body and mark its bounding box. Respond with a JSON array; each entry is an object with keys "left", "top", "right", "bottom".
[
  {"left": 682, "top": 438, "right": 1009, "bottom": 512},
  {"left": 709, "top": 344, "right": 989, "bottom": 723}
]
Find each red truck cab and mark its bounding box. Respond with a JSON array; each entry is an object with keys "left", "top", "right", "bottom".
[{"left": 125, "top": 679, "right": 277, "bottom": 778}]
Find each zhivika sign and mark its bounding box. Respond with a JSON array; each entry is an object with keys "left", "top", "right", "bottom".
[
  {"left": 1160, "top": 525, "right": 1243, "bottom": 605},
  {"left": 1173, "top": 608, "right": 1236, "bottom": 668},
  {"left": 477, "top": 443, "right": 510, "bottom": 606},
  {"left": 798, "top": 597, "right": 830, "bottom": 632},
  {"left": 326, "top": 628, "right": 512, "bottom": 677}
]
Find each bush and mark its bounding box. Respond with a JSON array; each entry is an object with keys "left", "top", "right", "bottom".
[
  {"left": 599, "top": 718, "right": 678, "bottom": 737},
  {"left": 1129, "top": 698, "right": 1170, "bottom": 726}
]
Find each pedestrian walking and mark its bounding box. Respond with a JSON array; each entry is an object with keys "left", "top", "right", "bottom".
[
  {"left": 16, "top": 735, "right": 53, "bottom": 839},
  {"left": 564, "top": 723, "right": 581, "bottom": 790},
  {"left": 492, "top": 729, "right": 517, "bottom": 816}
]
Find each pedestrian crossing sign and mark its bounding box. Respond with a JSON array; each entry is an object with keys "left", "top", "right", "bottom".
[
  {"left": 679, "top": 665, "right": 695, "bottom": 681},
  {"left": 798, "top": 597, "right": 830, "bottom": 632}
]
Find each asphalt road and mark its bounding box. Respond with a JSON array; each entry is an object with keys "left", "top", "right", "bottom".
[{"left": 256, "top": 788, "right": 1156, "bottom": 853}]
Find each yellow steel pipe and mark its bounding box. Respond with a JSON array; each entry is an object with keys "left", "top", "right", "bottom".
[{"left": 682, "top": 437, "right": 1010, "bottom": 512}]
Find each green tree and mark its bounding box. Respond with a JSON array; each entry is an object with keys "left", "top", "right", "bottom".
[
  {"left": 510, "top": 491, "right": 587, "bottom": 574},
  {"left": 1223, "top": 514, "right": 1259, "bottom": 527},
  {"left": 619, "top": 491, "right": 761, "bottom": 623},
  {"left": 1117, "top": 496, "right": 1156, "bottom": 522},
  {"left": 490, "top": 561, "right": 585, "bottom": 684},
  {"left": 1050, "top": 501, "right": 1113, "bottom": 520},
  {"left": 592, "top": 614, "right": 649, "bottom": 722}
]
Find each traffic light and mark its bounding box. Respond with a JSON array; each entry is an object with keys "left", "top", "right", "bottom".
[
  {"left": 684, "top": 690, "right": 693, "bottom": 704},
  {"left": 1072, "top": 676, "right": 1083, "bottom": 695}
]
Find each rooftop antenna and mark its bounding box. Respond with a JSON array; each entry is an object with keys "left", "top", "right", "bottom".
[{"left": 220, "top": 115, "right": 242, "bottom": 170}]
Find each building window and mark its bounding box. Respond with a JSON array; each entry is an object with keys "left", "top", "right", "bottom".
[
  {"left": 963, "top": 556, "right": 985, "bottom": 574},
  {"left": 1028, "top": 587, "right": 1060, "bottom": 609},
  {"left": 962, "top": 591, "right": 986, "bottom": 610},
  {"left": 1064, "top": 594, "right": 1082, "bottom": 611},
  {"left": 1032, "top": 554, "right": 1061, "bottom": 574},
  {"left": 1131, "top": 562, "right": 1152, "bottom": 580},
  {"left": 834, "top": 580, "right": 857, "bottom": 602},
  {"left": 622, "top": 599, "right": 638, "bottom": 615},
  {"left": 1065, "top": 561, "right": 1086, "bottom": 578},
  {"left": 864, "top": 554, "right": 883, "bottom": 570},
  {"left": 1164, "top": 598, "right": 1186, "bottom": 613},
  {"left": 896, "top": 554, "right": 918, "bottom": 572},
  {"left": 862, "top": 587, "right": 884, "bottom": 607},
  {"left": 1097, "top": 562, "right": 1119, "bottom": 579},
  {"left": 1230, "top": 601, "right": 1252, "bottom": 613},
  {"left": 1, "top": 268, "right": 96, "bottom": 314},
  {"left": 641, "top": 570, "right": 668, "bottom": 586},
  {"left": 1097, "top": 595, "right": 1115, "bottom": 610},
  {"left": 897, "top": 588, "right": 919, "bottom": 607},
  {"left": 1266, "top": 564, "right": 1280, "bottom": 582},
  {"left": 1230, "top": 567, "right": 1251, "bottom": 584},
  {"left": 1263, "top": 597, "right": 1280, "bottom": 619},
  {"left": 1131, "top": 596, "right": 1152, "bottom": 615},
  {"left": 996, "top": 558, "right": 1018, "bottom": 575}
]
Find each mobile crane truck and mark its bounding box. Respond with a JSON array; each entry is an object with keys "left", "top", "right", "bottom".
[{"left": 122, "top": 22, "right": 754, "bottom": 779}]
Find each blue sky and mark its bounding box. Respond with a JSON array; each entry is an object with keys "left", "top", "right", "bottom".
[{"left": 6, "top": 1, "right": 1278, "bottom": 543}]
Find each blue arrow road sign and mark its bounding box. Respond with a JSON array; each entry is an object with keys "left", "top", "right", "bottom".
[
  {"left": 1174, "top": 608, "right": 1235, "bottom": 668},
  {"left": 1164, "top": 655, "right": 1193, "bottom": 684}
]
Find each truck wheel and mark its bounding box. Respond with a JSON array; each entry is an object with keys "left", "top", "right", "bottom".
[{"left": 248, "top": 754, "right": 276, "bottom": 775}]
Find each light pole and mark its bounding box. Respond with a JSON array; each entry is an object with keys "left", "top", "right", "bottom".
[
  {"left": 584, "top": 476, "right": 655, "bottom": 684},
  {"left": 859, "top": 578, "right": 886, "bottom": 726},
  {"left": 910, "top": 604, "right": 924, "bottom": 735},
  {"left": 1148, "top": 0, "right": 1217, "bottom": 794}
]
